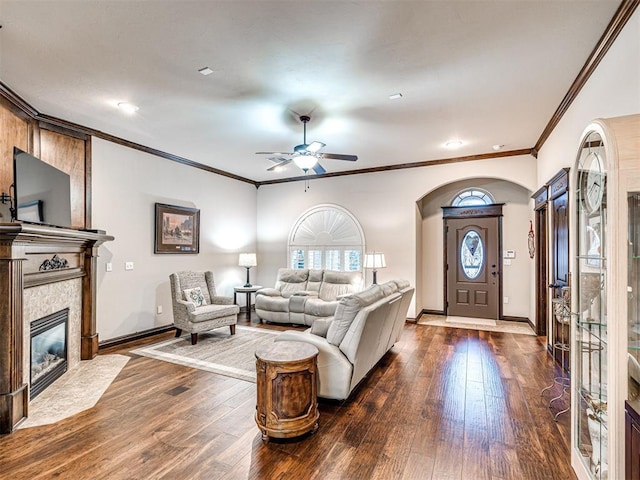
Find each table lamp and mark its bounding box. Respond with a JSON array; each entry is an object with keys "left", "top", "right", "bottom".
[{"left": 238, "top": 253, "right": 257, "bottom": 287}]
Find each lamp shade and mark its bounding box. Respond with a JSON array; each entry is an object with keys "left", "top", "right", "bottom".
[
  {"left": 238, "top": 253, "right": 257, "bottom": 268},
  {"left": 293, "top": 154, "right": 318, "bottom": 170},
  {"left": 364, "top": 252, "right": 386, "bottom": 269}
]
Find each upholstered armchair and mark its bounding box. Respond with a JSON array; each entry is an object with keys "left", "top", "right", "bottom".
[{"left": 169, "top": 271, "right": 239, "bottom": 345}]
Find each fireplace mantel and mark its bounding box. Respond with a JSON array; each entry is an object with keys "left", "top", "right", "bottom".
[{"left": 0, "top": 222, "right": 114, "bottom": 433}]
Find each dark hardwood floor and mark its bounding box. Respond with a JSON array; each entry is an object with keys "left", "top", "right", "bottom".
[{"left": 0, "top": 319, "right": 575, "bottom": 480}]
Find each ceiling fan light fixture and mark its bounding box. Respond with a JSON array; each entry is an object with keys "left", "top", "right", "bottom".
[
  {"left": 306, "top": 141, "right": 326, "bottom": 153},
  {"left": 293, "top": 155, "right": 318, "bottom": 170}
]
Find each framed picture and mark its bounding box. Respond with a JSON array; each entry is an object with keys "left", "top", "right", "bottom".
[{"left": 154, "top": 203, "right": 200, "bottom": 254}]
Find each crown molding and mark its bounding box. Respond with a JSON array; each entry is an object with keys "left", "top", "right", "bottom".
[{"left": 534, "top": 0, "right": 639, "bottom": 153}]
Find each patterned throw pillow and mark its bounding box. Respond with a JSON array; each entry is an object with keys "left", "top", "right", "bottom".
[{"left": 183, "top": 287, "right": 208, "bottom": 307}]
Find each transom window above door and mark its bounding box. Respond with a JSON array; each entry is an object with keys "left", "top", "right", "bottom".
[
  {"left": 451, "top": 188, "right": 495, "bottom": 206},
  {"left": 288, "top": 205, "right": 365, "bottom": 272}
]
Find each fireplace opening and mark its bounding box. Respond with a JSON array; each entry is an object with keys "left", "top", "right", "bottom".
[{"left": 30, "top": 308, "right": 68, "bottom": 399}]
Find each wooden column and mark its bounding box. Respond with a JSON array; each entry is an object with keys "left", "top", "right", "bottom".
[
  {"left": 0, "top": 244, "right": 28, "bottom": 433},
  {"left": 0, "top": 223, "right": 113, "bottom": 433},
  {"left": 81, "top": 243, "right": 100, "bottom": 359}
]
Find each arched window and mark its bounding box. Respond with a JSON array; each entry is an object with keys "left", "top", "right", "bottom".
[
  {"left": 451, "top": 188, "right": 495, "bottom": 206},
  {"left": 288, "top": 204, "right": 365, "bottom": 271}
]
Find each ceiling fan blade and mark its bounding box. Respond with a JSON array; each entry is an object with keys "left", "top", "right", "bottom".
[
  {"left": 266, "top": 158, "right": 292, "bottom": 171},
  {"left": 312, "top": 162, "right": 327, "bottom": 175},
  {"left": 319, "top": 153, "right": 358, "bottom": 161},
  {"left": 306, "top": 141, "right": 326, "bottom": 153},
  {"left": 256, "top": 151, "right": 292, "bottom": 156}
]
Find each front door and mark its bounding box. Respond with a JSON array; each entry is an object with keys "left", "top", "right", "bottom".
[{"left": 444, "top": 212, "right": 501, "bottom": 319}]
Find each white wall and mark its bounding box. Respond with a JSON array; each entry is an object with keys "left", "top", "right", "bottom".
[
  {"left": 92, "top": 138, "right": 257, "bottom": 341},
  {"left": 256, "top": 154, "right": 536, "bottom": 319},
  {"left": 537, "top": 11, "right": 640, "bottom": 183},
  {"left": 419, "top": 178, "right": 532, "bottom": 318},
  {"left": 534, "top": 10, "right": 640, "bottom": 336}
]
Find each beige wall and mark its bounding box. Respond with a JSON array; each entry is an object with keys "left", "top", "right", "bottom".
[
  {"left": 92, "top": 138, "right": 258, "bottom": 340},
  {"left": 419, "top": 178, "right": 532, "bottom": 318},
  {"left": 256, "top": 155, "right": 536, "bottom": 319}
]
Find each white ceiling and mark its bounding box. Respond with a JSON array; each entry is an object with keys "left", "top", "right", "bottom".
[{"left": 0, "top": 1, "right": 622, "bottom": 182}]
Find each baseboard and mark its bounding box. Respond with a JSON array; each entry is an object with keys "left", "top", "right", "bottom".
[
  {"left": 502, "top": 315, "right": 536, "bottom": 332},
  {"left": 421, "top": 309, "right": 445, "bottom": 316},
  {"left": 99, "top": 325, "right": 176, "bottom": 350}
]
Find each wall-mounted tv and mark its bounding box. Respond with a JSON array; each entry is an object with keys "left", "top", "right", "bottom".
[{"left": 13, "top": 147, "right": 72, "bottom": 228}]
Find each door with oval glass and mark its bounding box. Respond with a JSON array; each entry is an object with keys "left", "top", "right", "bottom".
[{"left": 445, "top": 215, "right": 501, "bottom": 319}]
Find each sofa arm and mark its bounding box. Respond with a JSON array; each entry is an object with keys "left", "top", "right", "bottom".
[
  {"left": 176, "top": 299, "right": 197, "bottom": 313},
  {"left": 256, "top": 288, "right": 281, "bottom": 297},
  {"left": 275, "top": 330, "right": 353, "bottom": 400},
  {"left": 211, "top": 295, "right": 233, "bottom": 305}
]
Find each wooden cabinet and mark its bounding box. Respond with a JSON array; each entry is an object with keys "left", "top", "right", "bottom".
[
  {"left": 255, "top": 340, "right": 319, "bottom": 441},
  {"left": 571, "top": 115, "right": 640, "bottom": 480},
  {"left": 626, "top": 401, "right": 640, "bottom": 480}
]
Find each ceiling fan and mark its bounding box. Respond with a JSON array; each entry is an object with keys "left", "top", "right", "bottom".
[{"left": 256, "top": 115, "right": 357, "bottom": 174}]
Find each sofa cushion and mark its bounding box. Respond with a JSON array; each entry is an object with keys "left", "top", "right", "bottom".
[
  {"left": 305, "top": 297, "right": 340, "bottom": 317},
  {"left": 318, "top": 271, "right": 360, "bottom": 301},
  {"left": 310, "top": 317, "right": 333, "bottom": 337},
  {"left": 256, "top": 295, "right": 290, "bottom": 312},
  {"left": 183, "top": 287, "right": 208, "bottom": 307},
  {"left": 306, "top": 269, "right": 323, "bottom": 294},
  {"left": 275, "top": 269, "right": 310, "bottom": 298},
  {"left": 326, "top": 285, "right": 384, "bottom": 346},
  {"left": 379, "top": 281, "right": 398, "bottom": 297}
]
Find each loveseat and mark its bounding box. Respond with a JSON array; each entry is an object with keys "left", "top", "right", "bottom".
[
  {"left": 275, "top": 279, "right": 414, "bottom": 400},
  {"left": 255, "top": 269, "right": 363, "bottom": 325}
]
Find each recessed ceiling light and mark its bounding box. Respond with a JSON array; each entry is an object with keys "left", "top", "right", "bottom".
[
  {"left": 445, "top": 140, "right": 463, "bottom": 149},
  {"left": 492, "top": 144, "right": 505, "bottom": 151},
  {"left": 117, "top": 102, "right": 139, "bottom": 115},
  {"left": 198, "top": 67, "right": 214, "bottom": 76},
  {"left": 389, "top": 93, "right": 403, "bottom": 100}
]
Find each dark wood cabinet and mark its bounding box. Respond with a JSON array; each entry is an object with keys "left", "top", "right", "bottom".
[
  {"left": 626, "top": 401, "right": 640, "bottom": 479},
  {"left": 255, "top": 340, "right": 319, "bottom": 441}
]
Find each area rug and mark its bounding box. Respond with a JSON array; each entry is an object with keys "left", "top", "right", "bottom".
[
  {"left": 418, "top": 314, "right": 536, "bottom": 336},
  {"left": 131, "top": 326, "right": 281, "bottom": 382}
]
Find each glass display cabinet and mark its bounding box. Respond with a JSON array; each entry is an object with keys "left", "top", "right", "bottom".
[{"left": 571, "top": 115, "right": 640, "bottom": 480}]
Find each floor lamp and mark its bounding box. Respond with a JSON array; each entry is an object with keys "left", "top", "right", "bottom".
[{"left": 364, "top": 252, "right": 386, "bottom": 285}]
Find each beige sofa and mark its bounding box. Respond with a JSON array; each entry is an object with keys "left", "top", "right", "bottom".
[
  {"left": 255, "top": 268, "right": 363, "bottom": 325},
  {"left": 275, "top": 280, "right": 414, "bottom": 400}
]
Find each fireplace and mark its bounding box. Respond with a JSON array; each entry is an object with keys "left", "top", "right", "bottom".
[{"left": 30, "top": 308, "right": 69, "bottom": 399}]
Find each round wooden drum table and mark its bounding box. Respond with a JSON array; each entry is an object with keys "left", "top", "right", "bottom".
[{"left": 255, "top": 340, "right": 319, "bottom": 441}]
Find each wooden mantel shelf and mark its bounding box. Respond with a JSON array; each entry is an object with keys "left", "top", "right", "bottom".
[{"left": 0, "top": 222, "right": 114, "bottom": 433}]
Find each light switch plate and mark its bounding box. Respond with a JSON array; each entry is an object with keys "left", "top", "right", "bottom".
[{"left": 105, "top": 262, "right": 113, "bottom": 272}]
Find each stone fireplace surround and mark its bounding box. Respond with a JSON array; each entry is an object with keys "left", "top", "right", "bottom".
[{"left": 0, "top": 223, "right": 113, "bottom": 433}]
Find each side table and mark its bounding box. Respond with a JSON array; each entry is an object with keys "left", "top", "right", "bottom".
[
  {"left": 255, "top": 340, "right": 319, "bottom": 441},
  {"left": 233, "top": 285, "right": 262, "bottom": 321}
]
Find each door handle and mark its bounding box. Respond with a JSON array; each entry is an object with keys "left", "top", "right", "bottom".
[{"left": 549, "top": 283, "right": 561, "bottom": 289}]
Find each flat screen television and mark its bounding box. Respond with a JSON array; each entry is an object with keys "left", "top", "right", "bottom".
[{"left": 13, "top": 147, "right": 72, "bottom": 228}]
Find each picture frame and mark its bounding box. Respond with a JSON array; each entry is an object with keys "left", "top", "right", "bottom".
[{"left": 154, "top": 203, "right": 200, "bottom": 254}]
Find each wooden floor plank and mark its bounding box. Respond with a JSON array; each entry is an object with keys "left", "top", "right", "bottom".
[{"left": 0, "top": 319, "right": 577, "bottom": 480}]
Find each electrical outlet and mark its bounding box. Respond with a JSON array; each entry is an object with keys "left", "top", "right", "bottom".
[
  {"left": 105, "top": 262, "right": 113, "bottom": 272},
  {"left": 125, "top": 261, "right": 134, "bottom": 270},
  {"left": 503, "top": 259, "right": 512, "bottom": 266},
  {"left": 504, "top": 297, "right": 509, "bottom": 304},
  {"left": 157, "top": 305, "right": 163, "bottom": 314}
]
